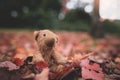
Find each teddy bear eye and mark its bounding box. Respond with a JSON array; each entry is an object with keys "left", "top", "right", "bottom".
[{"left": 43, "top": 34, "right": 46, "bottom": 37}]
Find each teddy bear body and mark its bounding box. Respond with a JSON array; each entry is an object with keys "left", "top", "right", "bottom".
[{"left": 33, "top": 30, "right": 67, "bottom": 72}]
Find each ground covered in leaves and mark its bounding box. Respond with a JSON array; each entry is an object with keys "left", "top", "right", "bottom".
[{"left": 0, "top": 31, "right": 120, "bottom": 80}]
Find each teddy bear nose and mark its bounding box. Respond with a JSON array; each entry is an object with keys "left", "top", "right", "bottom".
[{"left": 45, "top": 38, "right": 55, "bottom": 47}]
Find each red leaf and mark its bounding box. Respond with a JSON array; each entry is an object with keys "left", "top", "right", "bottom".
[
  {"left": 12, "top": 58, "right": 24, "bottom": 66},
  {"left": 49, "top": 72, "right": 58, "bottom": 80},
  {"left": 35, "top": 61, "right": 48, "bottom": 70},
  {"left": 80, "top": 59, "right": 104, "bottom": 80},
  {"left": 82, "top": 67, "right": 104, "bottom": 80}
]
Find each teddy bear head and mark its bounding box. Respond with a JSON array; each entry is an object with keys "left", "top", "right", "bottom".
[{"left": 34, "top": 30, "right": 58, "bottom": 50}]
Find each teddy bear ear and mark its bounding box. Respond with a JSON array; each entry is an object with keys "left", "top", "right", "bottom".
[{"left": 34, "top": 31, "right": 39, "bottom": 41}]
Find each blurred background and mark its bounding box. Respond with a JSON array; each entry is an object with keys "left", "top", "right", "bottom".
[{"left": 0, "top": 0, "right": 120, "bottom": 37}]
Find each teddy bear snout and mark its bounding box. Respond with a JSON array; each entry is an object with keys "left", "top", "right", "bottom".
[{"left": 45, "top": 38, "right": 55, "bottom": 47}]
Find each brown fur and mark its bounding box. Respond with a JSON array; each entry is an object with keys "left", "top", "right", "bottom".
[{"left": 33, "top": 30, "right": 67, "bottom": 72}]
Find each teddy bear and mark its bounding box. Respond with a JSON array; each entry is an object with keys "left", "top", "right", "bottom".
[{"left": 32, "top": 29, "right": 67, "bottom": 73}]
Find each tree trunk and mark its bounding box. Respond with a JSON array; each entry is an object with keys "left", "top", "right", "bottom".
[{"left": 90, "top": 0, "right": 105, "bottom": 38}]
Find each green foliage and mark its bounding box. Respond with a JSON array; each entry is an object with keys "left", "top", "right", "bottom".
[
  {"left": 51, "top": 20, "right": 91, "bottom": 31},
  {"left": 103, "top": 20, "right": 120, "bottom": 35},
  {"left": 64, "top": 10, "right": 91, "bottom": 24},
  {"left": 0, "top": 0, "right": 61, "bottom": 28},
  {"left": 53, "top": 10, "right": 92, "bottom": 31}
]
